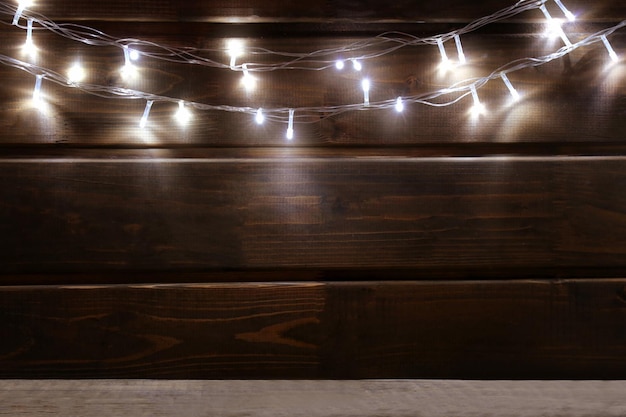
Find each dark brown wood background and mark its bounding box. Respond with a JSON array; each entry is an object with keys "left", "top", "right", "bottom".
[{"left": 0, "top": 0, "right": 625, "bottom": 378}]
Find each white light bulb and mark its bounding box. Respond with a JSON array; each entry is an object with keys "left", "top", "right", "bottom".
[
  {"left": 129, "top": 49, "right": 140, "bottom": 61},
  {"left": 175, "top": 101, "right": 191, "bottom": 126},
  {"left": 540, "top": 5, "right": 572, "bottom": 47},
  {"left": 454, "top": 34, "right": 466, "bottom": 65},
  {"left": 335, "top": 60, "right": 344, "bottom": 70},
  {"left": 436, "top": 37, "right": 452, "bottom": 72},
  {"left": 67, "top": 62, "right": 86, "bottom": 84},
  {"left": 241, "top": 64, "right": 256, "bottom": 91},
  {"left": 22, "top": 18, "right": 37, "bottom": 58},
  {"left": 500, "top": 73, "right": 520, "bottom": 101},
  {"left": 120, "top": 46, "right": 138, "bottom": 80},
  {"left": 395, "top": 97, "right": 404, "bottom": 113},
  {"left": 227, "top": 39, "right": 244, "bottom": 69},
  {"left": 553, "top": 0, "right": 576, "bottom": 21},
  {"left": 469, "top": 84, "right": 486, "bottom": 117},
  {"left": 286, "top": 109, "right": 294, "bottom": 140},
  {"left": 361, "top": 78, "right": 370, "bottom": 106},
  {"left": 601, "top": 35, "right": 619, "bottom": 63},
  {"left": 255, "top": 108, "right": 264, "bottom": 125},
  {"left": 352, "top": 59, "right": 362, "bottom": 71},
  {"left": 139, "top": 100, "right": 154, "bottom": 129},
  {"left": 31, "top": 74, "right": 43, "bottom": 108},
  {"left": 13, "top": 0, "right": 33, "bottom": 25}
]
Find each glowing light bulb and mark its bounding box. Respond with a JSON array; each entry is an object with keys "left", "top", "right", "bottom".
[
  {"left": 12, "top": 0, "right": 33, "bottom": 25},
  {"left": 500, "top": 73, "right": 520, "bottom": 101},
  {"left": 540, "top": 5, "right": 572, "bottom": 47},
  {"left": 139, "top": 100, "right": 154, "bottom": 129},
  {"left": 600, "top": 35, "right": 619, "bottom": 63},
  {"left": 361, "top": 78, "right": 370, "bottom": 106},
  {"left": 120, "top": 45, "right": 137, "bottom": 80},
  {"left": 241, "top": 64, "right": 256, "bottom": 91},
  {"left": 175, "top": 100, "right": 191, "bottom": 126},
  {"left": 31, "top": 73, "right": 43, "bottom": 108},
  {"left": 335, "top": 60, "right": 344, "bottom": 70},
  {"left": 286, "top": 109, "right": 294, "bottom": 140},
  {"left": 352, "top": 59, "right": 362, "bottom": 71},
  {"left": 227, "top": 39, "right": 244, "bottom": 69},
  {"left": 255, "top": 108, "right": 264, "bottom": 125},
  {"left": 129, "top": 49, "right": 140, "bottom": 61},
  {"left": 454, "top": 35, "right": 466, "bottom": 65},
  {"left": 469, "top": 84, "right": 486, "bottom": 117},
  {"left": 395, "top": 97, "right": 404, "bottom": 113},
  {"left": 22, "top": 18, "right": 37, "bottom": 58},
  {"left": 553, "top": 0, "right": 576, "bottom": 21},
  {"left": 67, "top": 62, "right": 86, "bottom": 84},
  {"left": 436, "top": 37, "right": 452, "bottom": 72}
]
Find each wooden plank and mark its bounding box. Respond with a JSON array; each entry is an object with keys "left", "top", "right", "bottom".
[
  {"left": 1, "top": 28, "right": 624, "bottom": 146},
  {"left": 2, "top": 380, "right": 626, "bottom": 417},
  {"left": 1, "top": 155, "right": 626, "bottom": 275},
  {"left": 11, "top": 0, "right": 626, "bottom": 22},
  {"left": 2, "top": 279, "right": 626, "bottom": 378}
]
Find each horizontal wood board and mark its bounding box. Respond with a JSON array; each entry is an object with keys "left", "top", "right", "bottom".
[
  {"left": 9, "top": 0, "right": 626, "bottom": 22},
  {"left": 2, "top": 380, "right": 626, "bottom": 416},
  {"left": 2, "top": 279, "right": 626, "bottom": 378},
  {"left": 1, "top": 155, "right": 626, "bottom": 275}
]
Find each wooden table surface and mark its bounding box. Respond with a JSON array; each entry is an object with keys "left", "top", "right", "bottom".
[{"left": 1, "top": 380, "right": 626, "bottom": 417}]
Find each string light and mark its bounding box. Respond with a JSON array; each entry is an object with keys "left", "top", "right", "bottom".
[
  {"left": 500, "top": 72, "right": 520, "bottom": 101},
  {"left": 352, "top": 59, "right": 362, "bottom": 71},
  {"left": 227, "top": 39, "right": 244, "bottom": 69},
  {"left": 539, "top": 4, "right": 572, "bottom": 47},
  {"left": 395, "top": 97, "right": 404, "bottom": 113},
  {"left": 286, "top": 109, "right": 294, "bottom": 140},
  {"left": 469, "top": 84, "right": 486, "bottom": 117},
  {"left": 553, "top": 0, "right": 576, "bottom": 21},
  {"left": 0, "top": 0, "right": 623, "bottom": 130},
  {"left": 255, "top": 108, "right": 264, "bottom": 125},
  {"left": 31, "top": 73, "right": 43, "bottom": 108},
  {"left": 436, "top": 37, "right": 452, "bottom": 72},
  {"left": 0, "top": 0, "right": 576, "bottom": 72},
  {"left": 454, "top": 34, "right": 466, "bottom": 65},
  {"left": 22, "top": 18, "right": 36, "bottom": 58},
  {"left": 335, "top": 60, "right": 344, "bottom": 70},
  {"left": 120, "top": 45, "right": 138, "bottom": 80},
  {"left": 361, "top": 78, "right": 370, "bottom": 106},
  {"left": 241, "top": 64, "right": 256, "bottom": 91},
  {"left": 12, "top": 0, "right": 31, "bottom": 25},
  {"left": 175, "top": 100, "right": 191, "bottom": 125},
  {"left": 139, "top": 99, "right": 154, "bottom": 128},
  {"left": 66, "top": 62, "right": 86, "bottom": 84},
  {"left": 600, "top": 34, "right": 619, "bottom": 63}
]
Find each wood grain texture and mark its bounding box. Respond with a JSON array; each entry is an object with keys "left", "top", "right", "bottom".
[
  {"left": 2, "top": 279, "right": 626, "bottom": 378},
  {"left": 1, "top": 155, "right": 626, "bottom": 275},
  {"left": 12, "top": 0, "right": 626, "bottom": 22},
  {"left": 2, "top": 380, "right": 626, "bottom": 416}
]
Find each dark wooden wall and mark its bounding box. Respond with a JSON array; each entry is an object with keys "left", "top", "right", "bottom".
[{"left": 1, "top": 0, "right": 625, "bottom": 378}]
